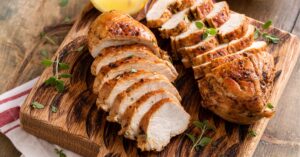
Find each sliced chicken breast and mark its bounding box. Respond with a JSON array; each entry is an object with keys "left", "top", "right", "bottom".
[
  {"left": 159, "top": 8, "right": 190, "bottom": 38},
  {"left": 119, "top": 90, "right": 180, "bottom": 140},
  {"left": 192, "top": 25, "right": 255, "bottom": 66},
  {"left": 107, "top": 77, "right": 181, "bottom": 122},
  {"left": 205, "top": 1, "right": 230, "bottom": 28},
  {"left": 146, "top": 0, "right": 176, "bottom": 28},
  {"left": 93, "top": 57, "right": 178, "bottom": 94},
  {"left": 190, "top": 0, "right": 214, "bottom": 20},
  {"left": 171, "top": 20, "right": 206, "bottom": 51},
  {"left": 137, "top": 98, "right": 190, "bottom": 151},
  {"left": 90, "top": 44, "right": 170, "bottom": 75},
  {"left": 88, "top": 11, "right": 159, "bottom": 58},
  {"left": 96, "top": 71, "right": 155, "bottom": 111},
  {"left": 178, "top": 36, "right": 219, "bottom": 67},
  {"left": 170, "top": 0, "right": 196, "bottom": 12},
  {"left": 193, "top": 41, "right": 268, "bottom": 79},
  {"left": 218, "top": 13, "right": 249, "bottom": 43}
]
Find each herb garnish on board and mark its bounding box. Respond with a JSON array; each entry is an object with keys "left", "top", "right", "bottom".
[{"left": 254, "top": 20, "right": 280, "bottom": 44}]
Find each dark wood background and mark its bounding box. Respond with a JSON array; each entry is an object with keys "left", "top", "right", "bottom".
[{"left": 0, "top": 0, "right": 299, "bottom": 156}]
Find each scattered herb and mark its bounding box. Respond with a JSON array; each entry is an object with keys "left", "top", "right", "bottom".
[
  {"left": 41, "top": 59, "right": 53, "bottom": 67},
  {"left": 59, "top": 0, "right": 69, "bottom": 7},
  {"left": 58, "top": 63, "right": 70, "bottom": 70},
  {"left": 266, "top": 103, "right": 274, "bottom": 109},
  {"left": 76, "top": 46, "right": 84, "bottom": 52},
  {"left": 195, "top": 21, "right": 204, "bottom": 29},
  {"left": 248, "top": 130, "right": 257, "bottom": 137},
  {"left": 262, "top": 33, "right": 280, "bottom": 44},
  {"left": 45, "top": 76, "right": 65, "bottom": 93},
  {"left": 40, "top": 50, "right": 49, "bottom": 58},
  {"left": 59, "top": 73, "right": 72, "bottom": 78},
  {"left": 186, "top": 120, "right": 215, "bottom": 152},
  {"left": 131, "top": 68, "right": 137, "bottom": 73},
  {"left": 254, "top": 28, "right": 261, "bottom": 40},
  {"left": 64, "top": 16, "right": 71, "bottom": 23},
  {"left": 202, "top": 28, "right": 217, "bottom": 40},
  {"left": 262, "top": 20, "right": 272, "bottom": 29},
  {"left": 55, "top": 148, "right": 66, "bottom": 157},
  {"left": 51, "top": 105, "right": 58, "bottom": 113},
  {"left": 31, "top": 101, "right": 45, "bottom": 109}
]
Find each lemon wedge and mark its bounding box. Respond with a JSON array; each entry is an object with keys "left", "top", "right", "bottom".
[{"left": 90, "top": 0, "right": 148, "bottom": 15}]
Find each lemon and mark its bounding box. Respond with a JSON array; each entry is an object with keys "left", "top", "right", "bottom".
[{"left": 90, "top": 0, "right": 148, "bottom": 15}]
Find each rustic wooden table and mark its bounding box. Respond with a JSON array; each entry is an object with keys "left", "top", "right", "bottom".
[{"left": 0, "top": 0, "right": 299, "bottom": 157}]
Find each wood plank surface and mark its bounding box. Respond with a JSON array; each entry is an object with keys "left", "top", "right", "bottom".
[
  {"left": 19, "top": 2, "right": 300, "bottom": 157},
  {"left": 0, "top": 0, "right": 300, "bottom": 157}
]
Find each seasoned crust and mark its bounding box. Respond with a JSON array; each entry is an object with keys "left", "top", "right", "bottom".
[
  {"left": 170, "top": 0, "right": 196, "bottom": 12},
  {"left": 159, "top": 19, "right": 189, "bottom": 38},
  {"left": 190, "top": 0, "right": 214, "bottom": 20},
  {"left": 205, "top": 1, "right": 230, "bottom": 28},
  {"left": 147, "top": 9, "right": 173, "bottom": 28},
  {"left": 88, "top": 11, "right": 159, "bottom": 57}
]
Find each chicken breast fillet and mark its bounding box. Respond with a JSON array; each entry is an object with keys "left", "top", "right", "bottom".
[
  {"left": 190, "top": 0, "right": 214, "bottom": 20},
  {"left": 205, "top": 1, "right": 230, "bottom": 28},
  {"left": 88, "top": 11, "right": 159, "bottom": 58}
]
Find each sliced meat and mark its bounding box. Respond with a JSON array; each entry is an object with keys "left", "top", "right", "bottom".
[
  {"left": 88, "top": 10, "right": 159, "bottom": 58},
  {"left": 159, "top": 9, "right": 190, "bottom": 38},
  {"left": 119, "top": 90, "right": 180, "bottom": 140},
  {"left": 146, "top": 0, "right": 176, "bottom": 28},
  {"left": 218, "top": 13, "right": 249, "bottom": 43},
  {"left": 178, "top": 36, "right": 219, "bottom": 67},
  {"left": 171, "top": 20, "right": 206, "bottom": 51},
  {"left": 170, "top": 0, "right": 196, "bottom": 12},
  {"left": 198, "top": 51, "right": 274, "bottom": 124},
  {"left": 190, "top": 0, "right": 214, "bottom": 20},
  {"left": 192, "top": 25, "right": 255, "bottom": 66},
  {"left": 137, "top": 98, "right": 190, "bottom": 151},
  {"left": 107, "top": 77, "right": 181, "bottom": 122},
  {"left": 96, "top": 71, "right": 154, "bottom": 111},
  {"left": 93, "top": 57, "right": 178, "bottom": 94},
  {"left": 193, "top": 41, "right": 268, "bottom": 79},
  {"left": 90, "top": 44, "right": 169, "bottom": 75},
  {"left": 205, "top": 1, "right": 230, "bottom": 28}
]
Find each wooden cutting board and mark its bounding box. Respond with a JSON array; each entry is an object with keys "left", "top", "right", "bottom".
[{"left": 20, "top": 2, "right": 300, "bottom": 157}]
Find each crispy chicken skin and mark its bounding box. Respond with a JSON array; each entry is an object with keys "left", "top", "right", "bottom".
[
  {"left": 198, "top": 51, "right": 275, "bottom": 124},
  {"left": 88, "top": 11, "right": 159, "bottom": 58}
]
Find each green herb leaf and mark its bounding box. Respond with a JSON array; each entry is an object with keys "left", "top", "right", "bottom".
[
  {"left": 202, "top": 32, "right": 209, "bottom": 40},
  {"left": 186, "top": 133, "right": 196, "bottom": 143},
  {"left": 266, "top": 103, "right": 274, "bottom": 109},
  {"left": 40, "top": 32, "right": 46, "bottom": 38},
  {"left": 262, "top": 20, "right": 272, "bottom": 29},
  {"left": 248, "top": 130, "right": 257, "bottom": 137},
  {"left": 40, "top": 50, "right": 49, "bottom": 58},
  {"left": 195, "top": 21, "right": 204, "bottom": 29},
  {"left": 206, "top": 28, "right": 217, "bottom": 36},
  {"left": 55, "top": 148, "right": 66, "bottom": 157},
  {"left": 51, "top": 105, "right": 58, "bottom": 113},
  {"left": 193, "top": 121, "right": 205, "bottom": 130},
  {"left": 55, "top": 79, "right": 65, "bottom": 93},
  {"left": 31, "top": 101, "right": 45, "bottom": 109},
  {"left": 254, "top": 28, "right": 260, "bottom": 40},
  {"left": 45, "top": 77, "right": 58, "bottom": 86},
  {"left": 59, "top": 0, "right": 68, "bottom": 7},
  {"left": 41, "top": 59, "right": 53, "bottom": 67},
  {"left": 199, "top": 137, "right": 212, "bottom": 147},
  {"left": 59, "top": 73, "right": 72, "bottom": 78},
  {"left": 58, "top": 63, "right": 70, "bottom": 70},
  {"left": 263, "top": 33, "right": 279, "bottom": 44},
  {"left": 76, "top": 46, "right": 84, "bottom": 52}
]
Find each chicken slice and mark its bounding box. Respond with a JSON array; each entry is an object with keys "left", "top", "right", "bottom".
[
  {"left": 146, "top": 0, "right": 176, "bottom": 28},
  {"left": 93, "top": 57, "right": 178, "bottom": 94},
  {"left": 171, "top": 20, "right": 206, "bottom": 51},
  {"left": 159, "top": 8, "right": 190, "bottom": 38},
  {"left": 88, "top": 11, "right": 159, "bottom": 58},
  {"left": 205, "top": 1, "right": 230, "bottom": 28},
  {"left": 170, "top": 0, "right": 196, "bottom": 12},
  {"left": 199, "top": 52, "right": 274, "bottom": 124},
  {"left": 218, "top": 13, "right": 249, "bottom": 43},
  {"left": 96, "top": 71, "right": 155, "bottom": 111},
  {"left": 178, "top": 36, "right": 219, "bottom": 67},
  {"left": 137, "top": 98, "right": 190, "bottom": 151},
  {"left": 119, "top": 89, "right": 180, "bottom": 140},
  {"left": 193, "top": 41, "right": 267, "bottom": 79},
  {"left": 190, "top": 0, "right": 214, "bottom": 20},
  {"left": 192, "top": 25, "right": 255, "bottom": 66},
  {"left": 90, "top": 44, "right": 172, "bottom": 75},
  {"left": 107, "top": 77, "right": 181, "bottom": 122}
]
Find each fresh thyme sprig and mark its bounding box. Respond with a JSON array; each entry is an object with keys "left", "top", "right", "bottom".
[
  {"left": 55, "top": 148, "right": 67, "bottom": 157},
  {"left": 248, "top": 130, "right": 257, "bottom": 137},
  {"left": 31, "top": 101, "right": 45, "bottom": 109},
  {"left": 254, "top": 20, "right": 279, "bottom": 44},
  {"left": 186, "top": 120, "right": 215, "bottom": 152}
]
